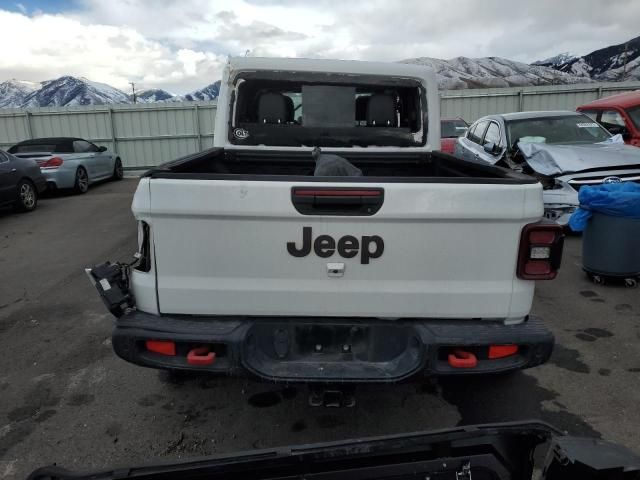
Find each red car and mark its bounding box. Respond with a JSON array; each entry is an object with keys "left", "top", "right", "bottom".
[
  {"left": 577, "top": 91, "right": 640, "bottom": 147},
  {"left": 440, "top": 117, "right": 468, "bottom": 154}
]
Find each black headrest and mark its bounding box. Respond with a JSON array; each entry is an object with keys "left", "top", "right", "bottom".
[
  {"left": 355, "top": 96, "right": 369, "bottom": 121},
  {"left": 257, "top": 92, "right": 289, "bottom": 124},
  {"left": 284, "top": 95, "right": 294, "bottom": 122},
  {"left": 366, "top": 94, "right": 397, "bottom": 127}
]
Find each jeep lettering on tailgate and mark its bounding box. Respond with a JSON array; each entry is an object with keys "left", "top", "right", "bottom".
[{"left": 287, "top": 226, "right": 384, "bottom": 264}]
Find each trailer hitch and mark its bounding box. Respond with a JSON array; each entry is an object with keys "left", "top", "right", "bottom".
[{"left": 308, "top": 385, "right": 356, "bottom": 408}]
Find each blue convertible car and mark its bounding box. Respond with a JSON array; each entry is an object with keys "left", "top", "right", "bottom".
[{"left": 8, "top": 137, "right": 123, "bottom": 193}]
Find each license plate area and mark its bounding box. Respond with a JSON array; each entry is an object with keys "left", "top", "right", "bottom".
[{"left": 242, "top": 321, "right": 423, "bottom": 382}]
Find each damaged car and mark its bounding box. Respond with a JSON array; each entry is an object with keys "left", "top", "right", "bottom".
[{"left": 454, "top": 111, "right": 640, "bottom": 225}]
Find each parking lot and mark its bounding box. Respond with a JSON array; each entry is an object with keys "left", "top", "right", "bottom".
[{"left": 1, "top": 178, "right": 639, "bottom": 479}]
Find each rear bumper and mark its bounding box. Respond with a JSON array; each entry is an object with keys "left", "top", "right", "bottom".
[
  {"left": 112, "top": 313, "right": 554, "bottom": 382},
  {"left": 40, "top": 167, "right": 76, "bottom": 189}
]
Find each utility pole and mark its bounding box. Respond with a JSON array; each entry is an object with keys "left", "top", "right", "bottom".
[{"left": 129, "top": 82, "right": 137, "bottom": 103}]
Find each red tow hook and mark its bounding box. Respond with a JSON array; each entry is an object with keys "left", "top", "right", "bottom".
[
  {"left": 187, "top": 346, "right": 216, "bottom": 366},
  {"left": 448, "top": 349, "right": 478, "bottom": 369}
]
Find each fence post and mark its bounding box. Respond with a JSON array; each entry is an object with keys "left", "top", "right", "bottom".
[
  {"left": 597, "top": 86, "right": 603, "bottom": 99},
  {"left": 25, "top": 112, "right": 33, "bottom": 139},
  {"left": 108, "top": 107, "right": 117, "bottom": 155},
  {"left": 518, "top": 90, "right": 524, "bottom": 112},
  {"left": 194, "top": 104, "right": 202, "bottom": 151}
]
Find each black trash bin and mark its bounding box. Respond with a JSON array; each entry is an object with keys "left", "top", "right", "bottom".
[
  {"left": 583, "top": 212, "right": 640, "bottom": 286},
  {"left": 569, "top": 182, "right": 640, "bottom": 287}
]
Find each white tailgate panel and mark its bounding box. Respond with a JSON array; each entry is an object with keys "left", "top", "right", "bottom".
[{"left": 147, "top": 179, "right": 542, "bottom": 320}]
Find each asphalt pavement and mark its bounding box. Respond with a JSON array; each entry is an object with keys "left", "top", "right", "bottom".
[{"left": 1, "top": 178, "right": 639, "bottom": 479}]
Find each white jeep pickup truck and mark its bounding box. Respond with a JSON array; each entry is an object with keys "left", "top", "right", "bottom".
[{"left": 88, "top": 57, "right": 564, "bottom": 383}]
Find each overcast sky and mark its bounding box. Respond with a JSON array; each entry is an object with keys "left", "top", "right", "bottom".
[{"left": 1, "top": 0, "right": 639, "bottom": 94}]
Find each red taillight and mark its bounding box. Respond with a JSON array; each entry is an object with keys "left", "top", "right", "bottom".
[
  {"left": 488, "top": 344, "right": 519, "bottom": 359},
  {"left": 146, "top": 340, "right": 176, "bottom": 356},
  {"left": 42, "top": 157, "right": 63, "bottom": 168},
  {"left": 517, "top": 222, "right": 564, "bottom": 280}
]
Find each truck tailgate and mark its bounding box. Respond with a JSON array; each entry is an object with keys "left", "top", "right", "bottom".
[{"left": 144, "top": 178, "right": 543, "bottom": 320}]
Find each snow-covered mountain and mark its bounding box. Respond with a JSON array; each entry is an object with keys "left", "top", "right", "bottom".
[
  {"left": 183, "top": 81, "right": 221, "bottom": 101},
  {"left": 2, "top": 35, "right": 639, "bottom": 108},
  {"left": 532, "top": 52, "right": 577, "bottom": 68},
  {"left": 21, "top": 76, "right": 131, "bottom": 107},
  {"left": 0, "top": 79, "right": 40, "bottom": 108},
  {"left": 541, "top": 35, "right": 640, "bottom": 82},
  {"left": 400, "top": 56, "right": 590, "bottom": 90},
  {"left": 0, "top": 75, "right": 222, "bottom": 108},
  {"left": 136, "top": 88, "right": 177, "bottom": 103}
]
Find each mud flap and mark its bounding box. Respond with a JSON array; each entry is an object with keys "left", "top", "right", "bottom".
[{"left": 85, "top": 262, "right": 135, "bottom": 317}]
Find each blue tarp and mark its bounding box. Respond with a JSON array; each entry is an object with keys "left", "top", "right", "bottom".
[{"left": 569, "top": 182, "right": 640, "bottom": 231}]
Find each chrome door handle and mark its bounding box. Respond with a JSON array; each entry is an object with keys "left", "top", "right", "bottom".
[{"left": 11, "top": 168, "right": 16, "bottom": 172}]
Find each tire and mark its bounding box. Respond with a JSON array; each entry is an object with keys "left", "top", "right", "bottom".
[
  {"left": 112, "top": 158, "right": 124, "bottom": 181},
  {"left": 14, "top": 179, "right": 38, "bottom": 212},
  {"left": 74, "top": 166, "right": 89, "bottom": 194}
]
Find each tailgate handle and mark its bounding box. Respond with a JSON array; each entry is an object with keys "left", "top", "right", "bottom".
[{"left": 291, "top": 188, "right": 384, "bottom": 216}]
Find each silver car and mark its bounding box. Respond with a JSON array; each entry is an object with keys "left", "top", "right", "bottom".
[
  {"left": 454, "top": 111, "right": 640, "bottom": 225},
  {"left": 8, "top": 137, "right": 123, "bottom": 193}
]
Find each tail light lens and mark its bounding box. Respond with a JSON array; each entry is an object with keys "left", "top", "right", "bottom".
[
  {"left": 146, "top": 340, "right": 175, "bottom": 356},
  {"left": 42, "top": 157, "right": 63, "bottom": 168},
  {"left": 517, "top": 222, "right": 564, "bottom": 280}
]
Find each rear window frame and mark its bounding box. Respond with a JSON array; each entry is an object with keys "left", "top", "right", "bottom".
[{"left": 227, "top": 71, "right": 428, "bottom": 148}]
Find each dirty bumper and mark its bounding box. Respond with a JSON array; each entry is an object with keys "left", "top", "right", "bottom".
[{"left": 112, "top": 312, "right": 554, "bottom": 382}]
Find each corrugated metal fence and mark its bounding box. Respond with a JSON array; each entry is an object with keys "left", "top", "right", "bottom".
[
  {"left": 0, "top": 102, "right": 217, "bottom": 169},
  {"left": 0, "top": 81, "right": 638, "bottom": 169},
  {"left": 440, "top": 81, "right": 640, "bottom": 122}
]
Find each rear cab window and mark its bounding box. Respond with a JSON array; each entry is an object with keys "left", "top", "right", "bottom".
[
  {"left": 599, "top": 109, "right": 627, "bottom": 132},
  {"left": 228, "top": 72, "right": 426, "bottom": 148}
]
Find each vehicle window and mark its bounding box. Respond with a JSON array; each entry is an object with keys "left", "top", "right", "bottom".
[
  {"left": 580, "top": 110, "right": 599, "bottom": 121},
  {"left": 506, "top": 114, "right": 610, "bottom": 146},
  {"left": 73, "top": 140, "right": 94, "bottom": 153},
  {"left": 599, "top": 110, "right": 626, "bottom": 131},
  {"left": 483, "top": 122, "right": 501, "bottom": 146},
  {"left": 9, "top": 143, "right": 57, "bottom": 154},
  {"left": 440, "top": 119, "right": 468, "bottom": 138},
  {"left": 466, "top": 123, "right": 477, "bottom": 139},
  {"left": 628, "top": 106, "right": 640, "bottom": 130},
  {"left": 232, "top": 75, "right": 425, "bottom": 147},
  {"left": 468, "top": 120, "right": 488, "bottom": 144}
]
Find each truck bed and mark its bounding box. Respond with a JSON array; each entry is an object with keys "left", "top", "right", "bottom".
[{"left": 145, "top": 148, "right": 536, "bottom": 183}]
